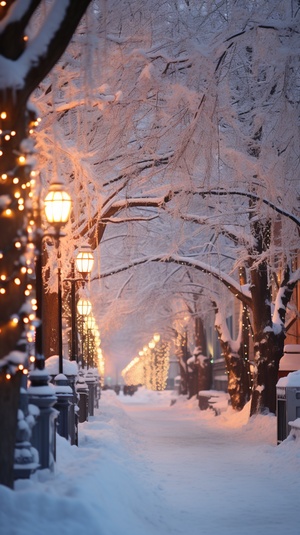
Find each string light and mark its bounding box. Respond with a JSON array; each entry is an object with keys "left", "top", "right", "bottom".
[
  {"left": 122, "top": 338, "right": 170, "bottom": 391},
  {"left": 0, "top": 102, "right": 41, "bottom": 379}
]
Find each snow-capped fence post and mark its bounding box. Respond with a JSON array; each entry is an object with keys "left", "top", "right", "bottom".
[
  {"left": 13, "top": 388, "right": 39, "bottom": 481},
  {"left": 85, "top": 369, "right": 96, "bottom": 417},
  {"left": 93, "top": 368, "right": 101, "bottom": 409},
  {"left": 27, "top": 368, "right": 58, "bottom": 471},
  {"left": 65, "top": 371, "right": 79, "bottom": 446},
  {"left": 76, "top": 372, "right": 89, "bottom": 423},
  {"left": 53, "top": 374, "right": 73, "bottom": 441},
  {"left": 276, "top": 371, "right": 300, "bottom": 444}
]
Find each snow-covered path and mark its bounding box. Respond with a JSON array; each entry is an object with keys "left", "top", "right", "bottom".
[
  {"left": 1, "top": 388, "right": 300, "bottom": 535},
  {"left": 121, "top": 392, "right": 300, "bottom": 535}
]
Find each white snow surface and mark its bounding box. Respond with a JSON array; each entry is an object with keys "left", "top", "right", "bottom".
[{"left": 1, "top": 387, "right": 300, "bottom": 535}]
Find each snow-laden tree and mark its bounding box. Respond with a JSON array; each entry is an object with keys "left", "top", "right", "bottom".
[
  {"left": 0, "top": 0, "right": 91, "bottom": 489},
  {"left": 32, "top": 0, "right": 300, "bottom": 417},
  {"left": 90, "top": 0, "right": 300, "bottom": 417}
]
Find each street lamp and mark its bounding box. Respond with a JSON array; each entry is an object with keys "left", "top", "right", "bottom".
[
  {"left": 77, "top": 298, "right": 92, "bottom": 368},
  {"left": 44, "top": 181, "right": 72, "bottom": 374},
  {"left": 77, "top": 298, "right": 92, "bottom": 317},
  {"left": 75, "top": 243, "right": 94, "bottom": 280},
  {"left": 85, "top": 315, "right": 97, "bottom": 368},
  {"left": 65, "top": 247, "right": 94, "bottom": 365},
  {"left": 44, "top": 182, "right": 72, "bottom": 230}
]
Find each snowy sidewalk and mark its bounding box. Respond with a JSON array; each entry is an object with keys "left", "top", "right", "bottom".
[
  {"left": 1, "top": 388, "right": 300, "bottom": 535},
  {"left": 121, "top": 391, "right": 300, "bottom": 535}
]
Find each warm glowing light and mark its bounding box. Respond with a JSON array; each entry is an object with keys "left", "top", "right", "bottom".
[
  {"left": 44, "top": 182, "right": 72, "bottom": 226},
  {"left": 75, "top": 244, "right": 94, "bottom": 277},
  {"left": 14, "top": 278, "right": 21, "bottom": 285},
  {"left": 77, "top": 298, "right": 92, "bottom": 316},
  {"left": 6, "top": 373, "right": 11, "bottom": 380},
  {"left": 1, "top": 111, "right": 7, "bottom": 119},
  {"left": 18, "top": 155, "right": 26, "bottom": 164},
  {"left": 29, "top": 355, "right": 35, "bottom": 363}
]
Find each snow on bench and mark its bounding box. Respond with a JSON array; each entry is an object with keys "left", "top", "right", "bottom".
[{"left": 198, "top": 390, "right": 230, "bottom": 415}]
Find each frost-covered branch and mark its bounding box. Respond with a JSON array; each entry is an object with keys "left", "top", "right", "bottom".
[
  {"left": 93, "top": 253, "right": 252, "bottom": 307},
  {"left": 198, "top": 189, "right": 300, "bottom": 229},
  {"left": 83, "top": 192, "right": 173, "bottom": 248}
]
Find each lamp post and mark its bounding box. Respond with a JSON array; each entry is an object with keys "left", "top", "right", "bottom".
[
  {"left": 77, "top": 298, "right": 92, "bottom": 368},
  {"left": 85, "top": 314, "right": 96, "bottom": 369},
  {"left": 44, "top": 181, "right": 72, "bottom": 374},
  {"left": 27, "top": 181, "right": 71, "bottom": 468},
  {"left": 64, "top": 244, "right": 94, "bottom": 364}
]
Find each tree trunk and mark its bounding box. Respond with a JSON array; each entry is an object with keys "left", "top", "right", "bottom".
[
  {"left": 175, "top": 333, "right": 188, "bottom": 395},
  {"left": 250, "top": 330, "right": 284, "bottom": 416},
  {"left": 218, "top": 340, "right": 249, "bottom": 411},
  {"left": 249, "top": 230, "right": 283, "bottom": 415},
  {"left": 0, "top": 372, "right": 22, "bottom": 488}
]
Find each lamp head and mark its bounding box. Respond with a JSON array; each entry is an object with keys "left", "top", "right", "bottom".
[
  {"left": 44, "top": 182, "right": 72, "bottom": 230},
  {"left": 77, "top": 298, "right": 92, "bottom": 316},
  {"left": 75, "top": 243, "right": 94, "bottom": 278}
]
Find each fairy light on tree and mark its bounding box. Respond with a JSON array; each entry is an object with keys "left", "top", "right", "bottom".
[{"left": 121, "top": 336, "right": 170, "bottom": 391}]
